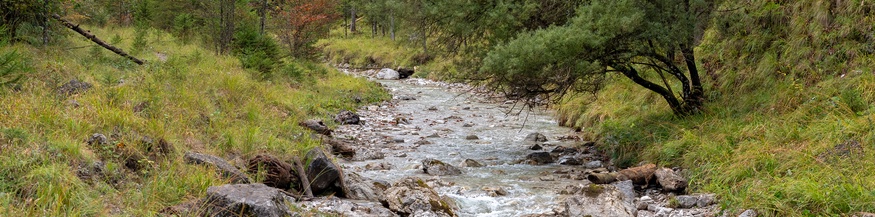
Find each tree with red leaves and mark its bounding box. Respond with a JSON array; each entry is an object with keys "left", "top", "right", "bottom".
[{"left": 273, "top": 0, "right": 340, "bottom": 57}]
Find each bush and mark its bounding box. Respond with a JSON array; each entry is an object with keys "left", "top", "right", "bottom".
[{"left": 232, "top": 24, "right": 281, "bottom": 78}]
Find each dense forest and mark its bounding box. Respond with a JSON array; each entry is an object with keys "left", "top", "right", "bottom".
[{"left": 1, "top": 0, "right": 874, "bottom": 216}]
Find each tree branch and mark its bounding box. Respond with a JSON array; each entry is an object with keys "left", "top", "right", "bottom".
[{"left": 51, "top": 14, "right": 145, "bottom": 65}]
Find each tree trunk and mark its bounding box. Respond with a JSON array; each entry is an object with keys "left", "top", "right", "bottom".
[
  {"left": 371, "top": 21, "right": 376, "bottom": 38},
  {"left": 51, "top": 14, "right": 145, "bottom": 65},
  {"left": 390, "top": 16, "right": 395, "bottom": 41},
  {"left": 259, "top": 0, "right": 268, "bottom": 35},
  {"left": 350, "top": 7, "right": 357, "bottom": 33},
  {"left": 218, "top": 0, "right": 235, "bottom": 54}
]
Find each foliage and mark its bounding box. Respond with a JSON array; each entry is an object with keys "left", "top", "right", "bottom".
[
  {"left": 273, "top": 0, "right": 341, "bottom": 58},
  {"left": 0, "top": 0, "right": 63, "bottom": 44},
  {"left": 232, "top": 24, "right": 282, "bottom": 77},
  {"left": 0, "top": 45, "right": 30, "bottom": 89}
]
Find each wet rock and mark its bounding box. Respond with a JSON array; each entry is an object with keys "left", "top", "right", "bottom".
[
  {"left": 483, "top": 186, "right": 508, "bottom": 197},
  {"left": 675, "top": 195, "right": 699, "bottom": 208},
  {"left": 414, "top": 139, "right": 433, "bottom": 145},
  {"left": 393, "top": 138, "right": 405, "bottom": 143},
  {"left": 306, "top": 148, "right": 343, "bottom": 195},
  {"left": 539, "top": 175, "right": 556, "bottom": 181},
  {"left": 557, "top": 156, "right": 582, "bottom": 165},
  {"left": 462, "top": 123, "right": 474, "bottom": 127},
  {"left": 247, "top": 154, "right": 297, "bottom": 190},
  {"left": 299, "top": 197, "right": 397, "bottom": 217},
  {"left": 299, "top": 119, "right": 332, "bottom": 135},
  {"left": 738, "top": 209, "right": 757, "bottom": 217},
  {"left": 585, "top": 160, "right": 603, "bottom": 169},
  {"left": 397, "top": 96, "right": 417, "bottom": 100},
  {"left": 427, "top": 133, "right": 441, "bottom": 138},
  {"left": 58, "top": 79, "right": 92, "bottom": 95},
  {"left": 564, "top": 184, "right": 637, "bottom": 217},
  {"left": 204, "top": 183, "right": 295, "bottom": 217},
  {"left": 342, "top": 171, "right": 387, "bottom": 201},
  {"left": 461, "top": 159, "right": 484, "bottom": 168},
  {"left": 184, "top": 152, "right": 251, "bottom": 184},
  {"left": 324, "top": 138, "right": 356, "bottom": 158},
  {"left": 334, "top": 110, "right": 360, "bottom": 125},
  {"left": 422, "top": 158, "right": 462, "bottom": 176},
  {"left": 397, "top": 68, "right": 415, "bottom": 79},
  {"left": 551, "top": 146, "right": 579, "bottom": 155},
  {"left": 524, "top": 132, "right": 548, "bottom": 142},
  {"left": 465, "top": 135, "right": 479, "bottom": 140},
  {"left": 526, "top": 152, "right": 554, "bottom": 165},
  {"left": 655, "top": 167, "right": 688, "bottom": 192},
  {"left": 529, "top": 143, "right": 543, "bottom": 150},
  {"left": 384, "top": 177, "right": 456, "bottom": 216},
  {"left": 364, "top": 162, "right": 392, "bottom": 171},
  {"left": 636, "top": 196, "right": 654, "bottom": 210},
  {"left": 87, "top": 133, "right": 108, "bottom": 146},
  {"left": 376, "top": 68, "right": 400, "bottom": 80},
  {"left": 427, "top": 106, "right": 439, "bottom": 111}
]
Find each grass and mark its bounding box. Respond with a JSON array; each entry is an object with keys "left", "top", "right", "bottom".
[
  {"left": 0, "top": 25, "right": 388, "bottom": 215},
  {"left": 317, "top": 1, "right": 875, "bottom": 216}
]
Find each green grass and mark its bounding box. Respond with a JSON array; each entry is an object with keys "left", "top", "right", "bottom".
[{"left": 0, "top": 25, "right": 388, "bottom": 215}]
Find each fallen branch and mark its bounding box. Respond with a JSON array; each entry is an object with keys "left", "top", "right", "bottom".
[
  {"left": 51, "top": 14, "right": 145, "bottom": 65},
  {"left": 292, "top": 157, "right": 314, "bottom": 198}
]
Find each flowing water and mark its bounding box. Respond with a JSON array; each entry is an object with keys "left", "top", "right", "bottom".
[{"left": 334, "top": 71, "right": 593, "bottom": 216}]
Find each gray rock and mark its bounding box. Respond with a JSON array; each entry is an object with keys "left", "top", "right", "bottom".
[
  {"left": 526, "top": 152, "right": 554, "bottom": 165},
  {"left": 483, "top": 186, "right": 508, "bottom": 197},
  {"left": 299, "top": 197, "right": 397, "bottom": 217},
  {"left": 414, "top": 139, "right": 433, "bottom": 145},
  {"left": 655, "top": 167, "right": 688, "bottom": 192},
  {"left": 58, "top": 79, "right": 92, "bottom": 95},
  {"left": 697, "top": 194, "right": 716, "bottom": 207},
  {"left": 184, "top": 152, "right": 251, "bottom": 184},
  {"left": 376, "top": 68, "right": 400, "bottom": 80},
  {"left": 524, "top": 132, "right": 548, "bottom": 142},
  {"left": 342, "top": 171, "right": 386, "bottom": 201},
  {"left": 585, "top": 160, "right": 603, "bottom": 169},
  {"left": 612, "top": 180, "right": 636, "bottom": 204},
  {"left": 636, "top": 196, "right": 654, "bottom": 210},
  {"left": 461, "top": 159, "right": 484, "bottom": 167},
  {"left": 738, "top": 209, "right": 757, "bottom": 217},
  {"left": 204, "top": 183, "right": 294, "bottom": 217},
  {"left": 675, "top": 195, "right": 699, "bottom": 208},
  {"left": 564, "top": 184, "right": 636, "bottom": 217},
  {"left": 334, "top": 110, "right": 360, "bottom": 125},
  {"left": 465, "top": 135, "right": 479, "bottom": 140},
  {"left": 422, "top": 158, "right": 462, "bottom": 176},
  {"left": 384, "top": 177, "right": 456, "bottom": 216},
  {"left": 76, "top": 160, "right": 106, "bottom": 182},
  {"left": 529, "top": 144, "right": 543, "bottom": 150},
  {"left": 351, "top": 149, "right": 385, "bottom": 161},
  {"left": 306, "top": 148, "right": 343, "bottom": 195},
  {"left": 557, "top": 156, "right": 582, "bottom": 165},
  {"left": 87, "top": 133, "right": 107, "bottom": 146}
]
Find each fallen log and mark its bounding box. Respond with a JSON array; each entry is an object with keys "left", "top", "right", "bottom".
[
  {"left": 51, "top": 14, "right": 145, "bottom": 65},
  {"left": 292, "top": 157, "right": 314, "bottom": 198},
  {"left": 586, "top": 163, "right": 657, "bottom": 185}
]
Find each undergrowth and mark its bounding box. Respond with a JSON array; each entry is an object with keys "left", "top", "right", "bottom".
[{"left": 0, "top": 25, "right": 388, "bottom": 215}]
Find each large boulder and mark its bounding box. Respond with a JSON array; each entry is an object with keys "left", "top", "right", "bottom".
[
  {"left": 564, "top": 184, "right": 637, "bottom": 217},
  {"left": 342, "top": 171, "right": 387, "bottom": 201},
  {"left": 384, "top": 177, "right": 456, "bottom": 216},
  {"left": 334, "top": 110, "right": 360, "bottom": 125},
  {"left": 376, "top": 68, "right": 400, "bottom": 80},
  {"left": 306, "top": 148, "right": 343, "bottom": 195},
  {"left": 298, "top": 197, "right": 397, "bottom": 217},
  {"left": 422, "top": 158, "right": 462, "bottom": 176},
  {"left": 204, "top": 183, "right": 295, "bottom": 217},
  {"left": 184, "top": 152, "right": 251, "bottom": 184}
]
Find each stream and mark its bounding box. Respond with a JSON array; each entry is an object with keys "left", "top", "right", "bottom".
[{"left": 334, "top": 69, "right": 592, "bottom": 216}]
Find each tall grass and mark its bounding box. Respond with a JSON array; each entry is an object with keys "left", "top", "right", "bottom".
[{"left": 0, "top": 25, "right": 388, "bottom": 215}]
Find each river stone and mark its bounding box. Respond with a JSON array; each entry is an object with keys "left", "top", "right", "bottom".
[
  {"left": 524, "top": 132, "right": 548, "bottom": 142},
  {"left": 636, "top": 196, "right": 654, "bottom": 210},
  {"left": 299, "top": 197, "right": 397, "bottom": 217},
  {"left": 184, "top": 152, "right": 251, "bottom": 184},
  {"left": 557, "top": 156, "right": 582, "bottom": 165},
  {"left": 204, "top": 183, "right": 295, "bottom": 217},
  {"left": 422, "top": 158, "right": 462, "bottom": 176},
  {"left": 461, "top": 159, "right": 484, "bottom": 167},
  {"left": 306, "top": 148, "right": 343, "bottom": 195},
  {"left": 564, "top": 184, "right": 636, "bottom": 217},
  {"left": 334, "top": 110, "right": 360, "bottom": 125},
  {"left": 529, "top": 143, "right": 543, "bottom": 150},
  {"left": 342, "top": 171, "right": 386, "bottom": 201},
  {"left": 376, "top": 68, "right": 400, "bottom": 80},
  {"left": 585, "top": 160, "right": 603, "bottom": 169},
  {"left": 384, "top": 177, "right": 456, "bottom": 216},
  {"left": 465, "top": 135, "right": 479, "bottom": 140},
  {"left": 675, "top": 195, "right": 699, "bottom": 208},
  {"left": 655, "top": 167, "right": 688, "bottom": 192},
  {"left": 526, "top": 152, "right": 554, "bottom": 165}
]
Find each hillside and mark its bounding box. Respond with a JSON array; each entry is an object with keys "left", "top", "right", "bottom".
[
  {"left": 318, "top": 1, "right": 875, "bottom": 215},
  {"left": 0, "top": 26, "right": 387, "bottom": 215}
]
